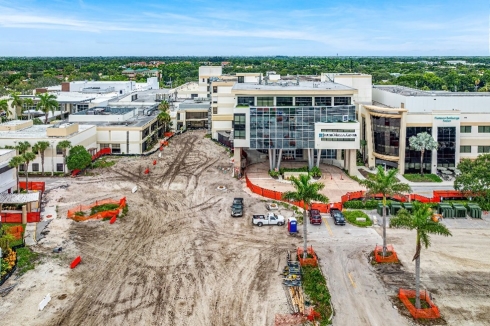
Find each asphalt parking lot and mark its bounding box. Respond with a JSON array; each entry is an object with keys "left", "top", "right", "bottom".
[{"left": 308, "top": 214, "right": 409, "bottom": 326}]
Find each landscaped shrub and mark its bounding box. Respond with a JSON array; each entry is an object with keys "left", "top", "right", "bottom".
[
  {"left": 302, "top": 266, "right": 332, "bottom": 325},
  {"left": 90, "top": 203, "right": 120, "bottom": 215},
  {"left": 309, "top": 166, "right": 322, "bottom": 178},
  {"left": 343, "top": 210, "right": 373, "bottom": 227},
  {"left": 269, "top": 170, "right": 280, "bottom": 178}
]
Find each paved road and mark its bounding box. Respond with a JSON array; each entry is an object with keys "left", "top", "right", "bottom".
[{"left": 307, "top": 215, "right": 408, "bottom": 326}]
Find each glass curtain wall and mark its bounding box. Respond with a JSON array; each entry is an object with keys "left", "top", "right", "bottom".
[
  {"left": 249, "top": 106, "right": 355, "bottom": 149},
  {"left": 437, "top": 127, "right": 456, "bottom": 167},
  {"left": 405, "top": 127, "right": 432, "bottom": 173},
  {"left": 372, "top": 116, "right": 400, "bottom": 157}
]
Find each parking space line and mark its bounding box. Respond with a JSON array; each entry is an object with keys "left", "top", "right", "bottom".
[
  {"left": 322, "top": 218, "right": 333, "bottom": 236},
  {"left": 348, "top": 272, "right": 357, "bottom": 288}
]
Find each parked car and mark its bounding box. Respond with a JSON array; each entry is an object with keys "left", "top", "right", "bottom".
[
  {"left": 252, "top": 212, "right": 285, "bottom": 226},
  {"left": 231, "top": 198, "right": 244, "bottom": 217},
  {"left": 330, "top": 209, "right": 346, "bottom": 226},
  {"left": 308, "top": 209, "right": 322, "bottom": 225}
]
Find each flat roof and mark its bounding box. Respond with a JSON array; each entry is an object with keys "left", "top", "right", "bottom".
[
  {"left": 0, "top": 149, "right": 14, "bottom": 156},
  {"left": 72, "top": 107, "right": 135, "bottom": 115},
  {"left": 0, "top": 124, "right": 94, "bottom": 139},
  {"left": 232, "top": 81, "right": 355, "bottom": 92},
  {"left": 74, "top": 108, "right": 157, "bottom": 128},
  {"left": 0, "top": 192, "right": 39, "bottom": 204},
  {"left": 374, "top": 85, "right": 490, "bottom": 97}
]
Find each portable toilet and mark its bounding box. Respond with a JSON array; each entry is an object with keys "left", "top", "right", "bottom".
[{"left": 288, "top": 217, "right": 297, "bottom": 233}]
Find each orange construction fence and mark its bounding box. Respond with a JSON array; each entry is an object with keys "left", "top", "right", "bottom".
[
  {"left": 19, "top": 181, "right": 45, "bottom": 192},
  {"left": 297, "top": 246, "right": 318, "bottom": 267},
  {"left": 398, "top": 289, "right": 441, "bottom": 319},
  {"left": 67, "top": 197, "right": 126, "bottom": 222},
  {"left": 6, "top": 225, "right": 23, "bottom": 240},
  {"left": 374, "top": 245, "right": 399, "bottom": 263},
  {"left": 0, "top": 212, "right": 40, "bottom": 223}
]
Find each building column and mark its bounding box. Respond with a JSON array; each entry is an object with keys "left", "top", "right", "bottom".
[
  {"left": 316, "top": 149, "right": 322, "bottom": 167},
  {"left": 268, "top": 149, "right": 273, "bottom": 171},
  {"left": 398, "top": 112, "right": 407, "bottom": 173},
  {"left": 348, "top": 149, "right": 357, "bottom": 176},
  {"left": 276, "top": 149, "right": 283, "bottom": 170},
  {"left": 344, "top": 149, "right": 349, "bottom": 170},
  {"left": 431, "top": 126, "right": 438, "bottom": 175},
  {"left": 233, "top": 147, "right": 241, "bottom": 171},
  {"left": 364, "top": 111, "right": 375, "bottom": 168}
]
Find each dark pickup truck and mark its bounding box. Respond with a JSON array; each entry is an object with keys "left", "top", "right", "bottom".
[
  {"left": 231, "top": 198, "right": 244, "bottom": 217},
  {"left": 330, "top": 208, "right": 346, "bottom": 226}
]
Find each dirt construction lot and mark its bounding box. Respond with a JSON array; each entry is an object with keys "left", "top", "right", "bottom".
[{"left": 0, "top": 131, "right": 298, "bottom": 326}]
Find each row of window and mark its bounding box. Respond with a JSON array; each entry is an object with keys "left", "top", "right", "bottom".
[
  {"left": 237, "top": 96, "right": 351, "bottom": 107},
  {"left": 460, "top": 126, "right": 490, "bottom": 133},
  {"left": 460, "top": 146, "right": 490, "bottom": 153},
  {"left": 320, "top": 138, "right": 356, "bottom": 142},
  {"left": 20, "top": 163, "right": 64, "bottom": 172}
]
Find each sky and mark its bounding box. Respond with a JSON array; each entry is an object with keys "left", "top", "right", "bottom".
[{"left": 0, "top": 0, "right": 488, "bottom": 56}]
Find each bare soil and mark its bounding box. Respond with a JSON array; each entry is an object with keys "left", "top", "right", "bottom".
[{"left": 0, "top": 131, "right": 297, "bottom": 326}]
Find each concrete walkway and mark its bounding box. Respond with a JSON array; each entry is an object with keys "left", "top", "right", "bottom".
[{"left": 246, "top": 161, "right": 365, "bottom": 203}]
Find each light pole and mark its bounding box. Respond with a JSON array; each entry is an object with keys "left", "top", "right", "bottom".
[{"left": 50, "top": 141, "right": 55, "bottom": 177}]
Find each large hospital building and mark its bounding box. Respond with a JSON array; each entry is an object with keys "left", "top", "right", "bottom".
[{"left": 199, "top": 66, "right": 490, "bottom": 175}]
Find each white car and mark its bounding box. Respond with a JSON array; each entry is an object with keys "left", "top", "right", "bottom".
[{"left": 252, "top": 212, "right": 285, "bottom": 226}]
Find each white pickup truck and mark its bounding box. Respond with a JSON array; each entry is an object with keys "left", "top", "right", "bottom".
[{"left": 252, "top": 212, "right": 285, "bottom": 227}]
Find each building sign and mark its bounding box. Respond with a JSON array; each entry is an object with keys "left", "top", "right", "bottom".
[
  {"left": 434, "top": 116, "right": 459, "bottom": 123},
  {"left": 319, "top": 132, "right": 357, "bottom": 138}
]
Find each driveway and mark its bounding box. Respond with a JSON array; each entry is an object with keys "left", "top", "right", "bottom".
[{"left": 307, "top": 215, "right": 408, "bottom": 326}]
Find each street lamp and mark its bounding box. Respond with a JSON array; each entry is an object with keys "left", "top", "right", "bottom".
[{"left": 50, "top": 141, "right": 55, "bottom": 177}]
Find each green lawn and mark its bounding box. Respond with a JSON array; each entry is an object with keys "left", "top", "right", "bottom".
[
  {"left": 403, "top": 174, "right": 443, "bottom": 183},
  {"left": 16, "top": 247, "right": 40, "bottom": 275},
  {"left": 343, "top": 210, "right": 373, "bottom": 227}
]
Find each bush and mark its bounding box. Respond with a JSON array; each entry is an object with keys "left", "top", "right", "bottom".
[
  {"left": 74, "top": 211, "right": 85, "bottom": 217},
  {"left": 403, "top": 174, "right": 442, "bottom": 183},
  {"left": 90, "top": 203, "right": 120, "bottom": 215},
  {"left": 279, "top": 166, "right": 308, "bottom": 175},
  {"left": 309, "top": 166, "right": 322, "bottom": 178},
  {"left": 343, "top": 210, "right": 373, "bottom": 227},
  {"left": 343, "top": 199, "right": 391, "bottom": 210},
  {"left": 302, "top": 266, "right": 332, "bottom": 324},
  {"left": 91, "top": 159, "right": 116, "bottom": 169},
  {"left": 269, "top": 170, "right": 280, "bottom": 178}
]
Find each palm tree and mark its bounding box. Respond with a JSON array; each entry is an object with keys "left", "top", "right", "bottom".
[
  {"left": 158, "top": 100, "right": 171, "bottom": 132},
  {"left": 16, "top": 141, "right": 30, "bottom": 155},
  {"left": 409, "top": 132, "right": 438, "bottom": 176},
  {"left": 33, "top": 141, "right": 50, "bottom": 176},
  {"left": 57, "top": 140, "right": 72, "bottom": 174},
  {"left": 158, "top": 100, "right": 170, "bottom": 112},
  {"left": 37, "top": 93, "right": 58, "bottom": 124},
  {"left": 23, "top": 98, "right": 35, "bottom": 120},
  {"left": 0, "top": 99, "right": 10, "bottom": 121},
  {"left": 391, "top": 203, "right": 452, "bottom": 309},
  {"left": 9, "top": 155, "right": 25, "bottom": 193},
  {"left": 22, "top": 151, "right": 36, "bottom": 185},
  {"left": 359, "top": 166, "right": 411, "bottom": 256},
  {"left": 282, "top": 174, "right": 329, "bottom": 258},
  {"left": 10, "top": 92, "right": 23, "bottom": 119}
]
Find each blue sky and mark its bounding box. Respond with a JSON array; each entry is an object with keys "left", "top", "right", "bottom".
[{"left": 0, "top": 0, "right": 488, "bottom": 56}]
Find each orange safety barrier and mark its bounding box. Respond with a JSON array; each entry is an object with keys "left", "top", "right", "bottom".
[
  {"left": 109, "top": 215, "right": 117, "bottom": 224},
  {"left": 164, "top": 132, "right": 174, "bottom": 137},
  {"left": 398, "top": 289, "right": 441, "bottom": 319},
  {"left": 0, "top": 212, "right": 40, "bottom": 223},
  {"left": 19, "top": 181, "right": 46, "bottom": 192},
  {"left": 374, "top": 245, "right": 399, "bottom": 263},
  {"left": 144, "top": 168, "right": 150, "bottom": 174},
  {"left": 6, "top": 225, "right": 23, "bottom": 240},
  {"left": 91, "top": 148, "right": 111, "bottom": 161},
  {"left": 306, "top": 308, "right": 321, "bottom": 321},
  {"left": 67, "top": 197, "right": 126, "bottom": 222},
  {"left": 297, "top": 246, "right": 318, "bottom": 267}
]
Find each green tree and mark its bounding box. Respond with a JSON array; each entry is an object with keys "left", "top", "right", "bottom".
[
  {"left": 57, "top": 140, "right": 72, "bottom": 174},
  {"left": 36, "top": 93, "right": 58, "bottom": 124},
  {"left": 282, "top": 174, "right": 329, "bottom": 258},
  {"left": 391, "top": 203, "right": 451, "bottom": 309},
  {"left": 454, "top": 154, "right": 490, "bottom": 209},
  {"left": 0, "top": 99, "right": 10, "bottom": 121},
  {"left": 16, "top": 141, "right": 30, "bottom": 155},
  {"left": 409, "top": 132, "right": 438, "bottom": 176},
  {"left": 359, "top": 166, "right": 411, "bottom": 256},
  {"left": 157, "top": 100, "right": 171, "bottom": 132},
  {"left": 32, "top": 141, "right": 50, "bottom": 176},
  {"left": 9, "top": 155, "right": 25, "bottom": 193},
  {"left": 22, "top": 151, "right": 36, "bottom": 184},
  {"left": 10, "top": 92, "right": 23, "bottom": 119},
  {"left": 66, "top": 145, "right": 92, "bottom": 173}
]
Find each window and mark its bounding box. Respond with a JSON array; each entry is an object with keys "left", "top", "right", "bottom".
[
  {"left": 237, "top": 96, "right": 254, "bottom": 106},
  {"left": 186, "top": 112, "right": 207, "bottom": 119},
  {"left": 111, "top": 144, "right": 121, "bottom": 154},
  {"left": 295, "top": 97, "right": 312, "bottom": 106},
  {"left": 100, "top": 143, "right": 110, "bottom": 149},
  {"left": 213, "top": 107, "right": 218, "bottom": 114},
  {"left": 315, "top": 97, "right": 332, "bottom": 106},
  {"left": 257, "top": 97, "right": 274, "bottom": 106},
  {"left": 142, "top": 127, "right": 150, "bottom": 139},
  {"left": 276, "top": 97, "right": 293, "bottom": 106},
  {"left": 56, "top": 147, "right": 63, "bottom": 155},
  {"left": 19, "top": 164, "right": 25, "bottom": 171},
  {"left": 460, "top": 126, "right": 472, "bottom": 133},
  {"left": 213, "top": 86, "right": 217, "bottom": 93},
  {"left": 478, "top": 126, "right": 490, "bottom": 133},
  {"left": 32, "top": 163, "right": 39, "bottom": 172},
  {"left": 238, "top": 76, "right": 244, "bottom": 83},
  {"left": 460, "top": 146, "right": 471, "bottom": 153},
  {"left": 478, "top": 146, "right": 490, "bottom": 153},
  {"left": 334, "top": 97, "right": 351, "bottom": 105},
  {"left": 233, "top": 114, "right": 246, "bottom": 139},
  {"left": 56, "top": 163, "right": 64, "bottom": 172}
]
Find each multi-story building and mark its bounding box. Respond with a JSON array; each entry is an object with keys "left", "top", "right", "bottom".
[
  {"left": 0, "top": 149, "right": 16, "bottom": 193},
  {"left": 361, "top": 86, "right": 490, "bottom": 174}
]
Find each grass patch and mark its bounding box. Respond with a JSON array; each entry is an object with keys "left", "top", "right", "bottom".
[
  {"left": 91, "top": 159, "right": 116, "bottom": 169},
  {"left": 90, "top": 203, "right": 120, "bottom": 215},
  {"left": 407, "top": 297, "right": 432, "bottom": 309},
  {"left": 203, "top": 134, "right": 212, "bottom": 138},
  {"left": 2, "top": 223, "right": 26, "bottom": 248},
  {"left": 343, "top": 210, "right": 373, "bottom": 227},
  {"left": 16, "top": 247, "right": 39, "bottom": 275},
  {"left": 302, "top": 265, "right": 332, "bottom": 325},
  {"left": 403, "top": 174, "right": 442, "bottom": 183}
]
